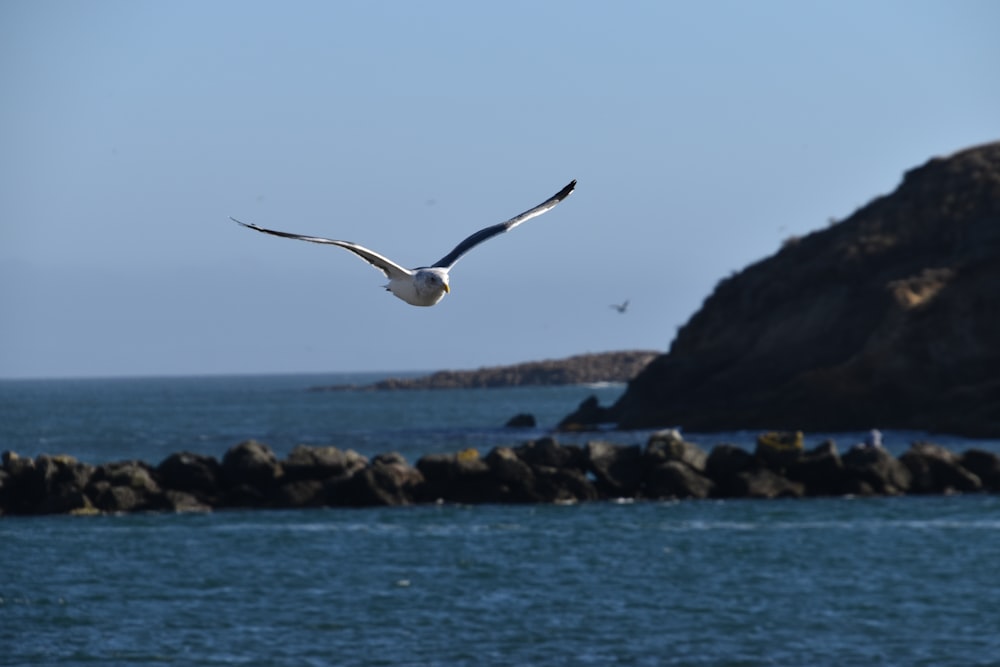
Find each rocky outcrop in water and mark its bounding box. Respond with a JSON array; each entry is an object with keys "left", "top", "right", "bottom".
[
  {"left": 309, "top": 351, "right": 658, "bottom": 391},
  {"left": 562, "top": 143, "right": 1000, "bottom": 437},
  {"left": 3, "top": 432, "right": 998, "bottom": 515}
]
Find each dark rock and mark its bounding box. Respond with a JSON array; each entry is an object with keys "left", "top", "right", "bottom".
[
  {"left": 559, "top": 395, "right": 614, "bottom": 431},
  {"left": 585, "top": 441, "right": 642, "bottom": 498},
  {"left": 156, "top": 452, "right": 221, "bottom": 499},
  {"left": 221, "top": 440, "right": 282, "bottom": 490},
  {"left": 643, "top": 461, "right": 715, "bottom": 499},
  {"left": 484, "top": 446, "right": 599, "bottom": 503},
  {"left": 705, "top": 444, "right": 754, "bottom": 481},
  {"left": 513, "top": 437, "right": 586, "bottom": 471},
  {"left": 222, "top": 484, "right": 268, "bottom": 508},
  {"left": 532, "top": 465, "right": 600, "bottom": 503},
  {"left": 569, "top": 143, "right": 1000, "bottom": 438},
  {"left": 38, "top": 489, "right": 96, "bottom": 516},
  {"left": 0, "top": 469, "right": 8, "bottom": 515},
  {"left": 88, "top": 460, "right": 168, "bottom": 512},
  {"left": 355, "top": 454, "right": 424, "bottom": 506},
  {"left": 1, "top": 453, "right": 95, "bottom": 515},
  {"left": 415, "top": 449, "right": 495, "bottom": 503},
  {"left": 842, "top": 445, "right": 912, "bottom": 495},
  {"left": 328, "top": 467, "right": 410, "bottom": 507},
  {"left": 960, "top": 449, "right": 1000, "bottom": 491},
  {"left": 644, "top": 429, "right": 708, "bottom": 472},
  {"left": 282, "top": 445, "right": 367, "bottom": 481},
  {"left": 91, "top": 483, "right": 142, "bottom": 513},
  {"left": 505, "top": 413, "right": 537, "bottom": 428},
  {"left": 484, "top": 447, "right": 537, "bottom": 502},
  {"left": 729, "top": 468, "right": 805, "bottom": 499},
  {"left": 162, "top": 490, "right": 213, "bottom": 513},
  {"left": 787, "top": 440, "right": 850, "bottom": 496},
  {"left": 95, "top": 460, "right": 159, "bottom": 491},
  {"left": 900, "top": 442, "right": 981, "bottom": 493},
  {"left": 271, "top": 479, "right": 328, "bottom": 508}
]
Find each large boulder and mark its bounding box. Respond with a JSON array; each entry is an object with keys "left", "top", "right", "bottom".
[
  {"left": 532, "top": 466, "right": 600, "bottom": 504},
  {"left": 513, "top": 437, "right": 586, "bottom": 471},
  {"left": 585, "top": 441, "right": 642, "bottom": 498},
  {"left": 327, "top": 455, "right": 424, "bottom": 507},
  {"left": 1, "top": 452, "right": 96, "bottom": 515},
  {"left": 484, "top": 447, "right": 538, "bottom": 503},
  {"left": 156, "top": 452, "right": 221, "bottom": 501},
  {"left": 568, "top": 143, "right": 1000, "bottom": 437},
  {"left": 704, "top": 444, "right": 754, "bottom": 487},
  {"left": 485, "top": 446, "right": 598, "bottom": 504},
  {"left": 281, "top": 445, "right": 368, "bottom": 481},
  {"left": 960, "top": 449, "right": 1000, "bottom": 491},
  {"left": 841, "top": 445, "right": 912, "bottom": 495},
  {"left": 221, "top": 440, "right": 283, "bottom": 491},
  {"left": 643, "top": 461, "right": 715, "bottom": 499},
  {"left": 34, "top": 455, "right": 95, "bottom": 515},
  {"left": 786, "top": 440, "right": 850, "bottom": 496},
  {"left": 900, "top": 442, "right": 981, "bottom": 493},
  {"left": 505, "top": 413, "right": 536, "bottom": 428},
  {"left": 415, "top": 449, "right": 495, "bottom": 503},
  {"left": 88, "top": 460, "right": 166, "bottom": 513},
  {"left": 270, "top": 480, "right": 328, "bottom": 508},
  {"left": 643, "top": 429, "right": 708, "bottom": 472},
  {"left": 727, "top": 468, "right": 805, "bottom": 499}
]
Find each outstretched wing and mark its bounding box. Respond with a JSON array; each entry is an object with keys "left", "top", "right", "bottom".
[
  {"left": 431, "top": 179, "right": 576, "bottom": 269},
  {"left": 231, "top": 218, "right": 411, "bottom": 280}
]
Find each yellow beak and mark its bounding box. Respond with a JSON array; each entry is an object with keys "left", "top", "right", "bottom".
[{"left": 443, "top": 283, "right": 450, "bottom": 293}]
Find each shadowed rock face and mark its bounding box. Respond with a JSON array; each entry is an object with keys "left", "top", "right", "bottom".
[{"left": 586, "top": 142, "right": 1000, "bottom": 437}]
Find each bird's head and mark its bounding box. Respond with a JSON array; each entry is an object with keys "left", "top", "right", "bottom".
[{"left": 413, "top": 268, "right": 451, "bottom": 304}]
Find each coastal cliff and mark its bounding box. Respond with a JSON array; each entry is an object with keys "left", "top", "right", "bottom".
[{"left": 562, "top": 142, "right": 1000, "bottom": 437}]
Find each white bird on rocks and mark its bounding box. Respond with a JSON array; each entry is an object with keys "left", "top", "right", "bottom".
[{"left": 232, "top": 180, "right": 576, "bottom": 307}]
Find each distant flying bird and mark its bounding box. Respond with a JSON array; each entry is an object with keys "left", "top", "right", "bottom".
[
  {"left": 610, "top": 299, "right": 630, "bottom": 314},
  {"left": 232, "top": 180, "right": 576, "bottom": 307}
]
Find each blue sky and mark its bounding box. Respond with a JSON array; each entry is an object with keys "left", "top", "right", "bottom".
[{"left": 2, "top": 0, "right": 997, "bottom": 378}]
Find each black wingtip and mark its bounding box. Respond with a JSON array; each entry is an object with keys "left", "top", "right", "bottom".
[
  {"left": 556, "top": 179, "right": 577, "bottom": 201},
  {"left": 230, "top": 216, "right": 257, "bottom": 231}
]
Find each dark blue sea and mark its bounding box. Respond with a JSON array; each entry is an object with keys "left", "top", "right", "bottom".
[{"left": 3, "top": 374, "right": 1000, "bottom": 666}]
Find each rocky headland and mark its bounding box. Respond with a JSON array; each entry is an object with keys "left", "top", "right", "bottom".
[
  {"left": 562, "top": 142, "right": 1000, "bottom": 437},
  {"left": 310, "top": 351, "right": 658, "bottom": 391},
  {"left": 3, "top": 432, "right": 999, "bottom": 515}
]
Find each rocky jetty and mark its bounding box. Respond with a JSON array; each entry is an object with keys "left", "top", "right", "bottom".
[
  {"left": 562, "top": 142, "right": 1000, "bottom": 437},
  {"left": 309, "top": 351, "right": 658, "bottom": 391},
  {"left": 3, "top": 433, "right": 998, "bottom": 515}
]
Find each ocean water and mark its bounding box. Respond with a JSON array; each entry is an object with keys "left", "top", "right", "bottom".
[{"left": 3, "top": 374, "right": 1000, "bottom": 666}]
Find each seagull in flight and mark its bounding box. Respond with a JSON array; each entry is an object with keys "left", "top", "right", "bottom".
[
  {"left": 232, "top": 180, "right": 576, "bottom": 307},
  {"left": 610, "top": 299, "right": 630, "bottom": 314}
]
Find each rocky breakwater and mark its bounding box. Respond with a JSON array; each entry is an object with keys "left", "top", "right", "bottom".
[
  {"left": 562, "top": 142, "right": 1000, "bottom": 437},
  {"left": 3, "top": 432, "right": 999, "bottom": 516}
]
